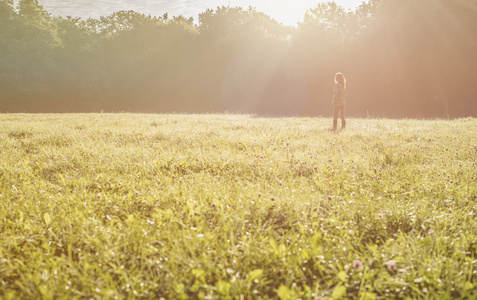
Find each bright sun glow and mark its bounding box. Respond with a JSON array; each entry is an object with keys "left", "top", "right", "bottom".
[
  {"left": 227, "top": 0, "right": 364, "bottom": 25},
  {"left": 26, "top": 0, "right": 365, "bottom": 26}
]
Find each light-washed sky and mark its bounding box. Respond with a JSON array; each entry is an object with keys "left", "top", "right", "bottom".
[{"left": 32, "top": 0, "right": 365, "bottom": 26}]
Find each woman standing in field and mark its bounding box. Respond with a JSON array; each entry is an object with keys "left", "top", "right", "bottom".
[{"left": 332, "top": 72, "right": 346, "bottom": 131}]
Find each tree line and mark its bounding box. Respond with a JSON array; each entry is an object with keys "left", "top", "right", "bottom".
[{"left": 1, "top": 0, "right": 476, "bottom": 117}]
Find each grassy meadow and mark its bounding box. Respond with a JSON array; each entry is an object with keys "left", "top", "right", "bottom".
[{"left": 0, "top": 114, "right": 476, "bottom": 299}]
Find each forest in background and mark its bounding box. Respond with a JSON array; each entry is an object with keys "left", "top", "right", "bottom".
[{"left": 1, "top": 0, "right": 476, "bottom": 117}]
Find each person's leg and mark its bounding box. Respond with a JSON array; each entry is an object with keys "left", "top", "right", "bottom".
[
  {"left": 333, "top": 106, "right": 338, "bottom": 130},
  {"left": 340, "top": 106, "right": 346, "bottom": 129}
]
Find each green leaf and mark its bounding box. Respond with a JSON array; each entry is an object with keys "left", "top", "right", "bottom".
[
  {"left": 248, "top": 269, "right": 263, "bottom": 282},
  {"left": 361, "top": 292, "right": 377, "bottom": 300},
  {"left": 43, "top": 213, "right": 51, "bottom": 226},
  {"left": 392, "top": 256, "right": 405, "bottom": 261},
  {"left": 277, "top": 285, "right": 293, "bottom": 300},
  {"left": 270, "top": 238, "right": 279, "bottom": 255},
  {"left": 310, "top": 232, "right": 321, "bottom": 251},
  {"left": 464, "top": 282, "right": 474, "bottom": 291},
  {"left": 192, "top": 269, "right": 206, "bottom": 283},
  {"left": 331, "top": 285, "right": 346, "bottom": 299},
  {"left": 337, "top": 271, "right": 347, "bottom": 282},
  {"left": 216, "top": 280, "right": 231, "bottom": 295},
  {"left": 301, "top": 247, "right": 310, "bottom": 260},
  {"left": 173, "top": 283, "right": 187, "bottom": 300},
  {"left": 126, "top": 214, "right": 135, "bottom": 225}
]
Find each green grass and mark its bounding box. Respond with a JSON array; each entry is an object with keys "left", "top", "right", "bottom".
[{"left": 0, "top": 114, "right": 476, "bottom": 299}]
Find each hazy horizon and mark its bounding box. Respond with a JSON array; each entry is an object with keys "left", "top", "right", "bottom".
[
  {"left": 4, "top": 0, "right": 476, "bottom": 117},
  {"left": 25, "top": 0, "right": 365, "bottom": 26}
]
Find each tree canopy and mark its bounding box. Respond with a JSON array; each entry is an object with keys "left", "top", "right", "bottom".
[{"left": 1, "top": 0, "right": 476, "bottom": 117}]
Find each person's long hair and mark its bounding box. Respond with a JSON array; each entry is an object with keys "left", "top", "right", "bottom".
[{"left": 334, "top": 72, "right": 346, "bottom": 89}]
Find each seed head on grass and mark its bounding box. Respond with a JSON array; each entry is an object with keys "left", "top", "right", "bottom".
[
  {"left": 353, "top": 260, "right": 363, "bottom": 269},
  {"left": 386, "top": 260, "right": 397, "bottom": 271}
]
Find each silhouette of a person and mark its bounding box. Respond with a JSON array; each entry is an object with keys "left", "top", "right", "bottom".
[{"left": 332, "top": 72, "right": 346, "bottom": 131}]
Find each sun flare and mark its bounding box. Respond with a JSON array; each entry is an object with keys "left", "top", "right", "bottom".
[{"left": 230, "top": 0, "right": 363, "bottom": 25}]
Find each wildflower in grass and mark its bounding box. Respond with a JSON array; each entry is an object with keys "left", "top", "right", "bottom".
[
  {"left": 387, "top": 260, "right": 397, "bottom": 271},
  {"left": 328, "top": 195, "right": 332, "bottom": 200},
  {"left": 142, "top": 200, "right": 147, "bottom": 204},
  {"left": 353, "top": 260, "right": 363, "bottom": 269}
]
